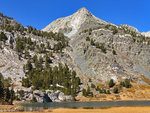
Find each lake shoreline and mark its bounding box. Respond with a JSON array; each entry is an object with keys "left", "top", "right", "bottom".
[{"left": 1, "top": 99, "right": 150, "bottom": 112}]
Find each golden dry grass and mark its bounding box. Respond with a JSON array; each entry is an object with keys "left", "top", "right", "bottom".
[
  {"left": 0, "top": 105, "right": 24, "bottom": 111},
  {"left": 2, "top": 107, "right": 150, "bottom": 113},
  {"left": 140, "top": 74, "right": 150, "bottom": 85}
]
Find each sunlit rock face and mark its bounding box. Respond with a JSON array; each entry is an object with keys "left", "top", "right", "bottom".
[
  {"left": 42, "top": 7, "right": 108, "bottom": 38},
  {"left": 43, "top": 7, "right": 150, "bottom": 86}
]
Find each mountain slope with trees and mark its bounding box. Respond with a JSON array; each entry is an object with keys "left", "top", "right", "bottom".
[{"left": 0, "top": 8, "right": 150, "bottom": 103}]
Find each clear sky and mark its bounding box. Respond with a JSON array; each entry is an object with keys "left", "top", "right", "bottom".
[{"left": 0, "top": 0, "right": 150, "bottom": 32}]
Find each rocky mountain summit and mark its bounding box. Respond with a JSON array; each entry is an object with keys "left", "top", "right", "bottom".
[
  {"left": 0, "top": 8, "right": 150, "bottom": 102},
  {"left": 42, "top": 8, "right": 108, "bottom": 38}
]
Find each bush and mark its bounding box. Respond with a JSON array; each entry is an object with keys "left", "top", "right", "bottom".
[
  {"left": 22, "top": 77, "right": 31, "bottom": 88},
  {"left": 95, "top": 86, "right": 100, "bottom": 91},
  {"left": 112, "top": 28, "right": 118, "bottom": 34},
  {"left": 89, "top": 78, "right": 92, "bottom": 82},
  {"left": 107, "top": 90, "right": 111, "bottom": 94},
  {"left": 100, "top": 43, "right": 107, "bottom": 54},
  {"left": 86, "top": 37, "right": 90, "bottom": 41},
  {"left": 112, "top": 49, "right": 117, "bottom": 55},
  {"left": 91, "top": 83, "right": 96, "bottom": 88},
  {"left": 120, "top": 79, "right": 131, "bottom": 88},
  {"left": 99, "top": 88, "right": 103, "bottom": 93},
  {"left": 0, "top": 32, "right": 7, "bottom": 43},
  {"left": 113, "top": 87, "right": 118, "bottom": 93},
  {"left": 82, "top": 86, "right": 93, "bottom": 97},
  {"left": 124, "top": 79, "right": 131, "bottom": 88},
  {"left": 90, "top": 39, "right": 95, "bottom": 46},
  {"left": 109, "top": 79, "right": 115, "bottom": 88},
  {"left": 82, "top": 88, "right": 87, "bottom": 96},
  {"left": 103, "top": 89, "right": 107, "bottom": 94}
]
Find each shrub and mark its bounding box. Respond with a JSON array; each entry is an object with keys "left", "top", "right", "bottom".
[
  {"left": 112, "top": 49, "right": 117, "bottom": 55},
  {"left": 112, "top": 28, "right": 118, "bottom": 34},
  {"left": 107, "top": 90, "right": 111, "bottom": 94},
  {"left": 109, "top": 79, "right": 115, "bottom": 88},
  {"left": 0, "top": 32, "right": 7, "bottom": 43},
  {"left": 82, "top": 88, "right": 87, "bottom": 97},
  {"left": 100, "top": 43, "right": 107, "bottom": 54},
  {"left": 91, "top": 83, "right": 96, "bottom": 88},
  {"left": 120, "top": 79, "right": 131, "bottom": 88},
  {"left": 99, "top": 88, "right": 103, "bottom": 93},
  {"left": 89, "top": 78, "right": 92, "bottom": 82},
  {"left": 124, "top": 79, "right": 131, "bottom": 88},
  {"left": 86, "top": 37, "right": 90, "bottom": 41},
  {"left": 90, "top": 39, "right": 95, "bottom": 46},
  {"left": 95, "top": 86, "right": 100, "bottom": 91},
  {"left": 113, "top": 87, "right": 118, "bottom": 93}
]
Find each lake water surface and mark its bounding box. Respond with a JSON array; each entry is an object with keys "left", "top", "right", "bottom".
[{"left": 17, "top": 101, "right": 150, "bottom": 111}]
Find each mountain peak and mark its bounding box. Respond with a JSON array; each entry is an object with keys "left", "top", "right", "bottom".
[
  {"left": 74, "top": 7, "right": 92, "bottom": 17},
  {"left": 77, "top": 7, "right": 90, "bottom": 13},
  {"left": 42, "top": 7, "right": 107, "bottom": 37}
]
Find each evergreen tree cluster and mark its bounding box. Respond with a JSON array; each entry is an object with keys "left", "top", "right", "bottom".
[
  {"left": 95, "top": 86, "right": 111, "bottom": 94},
  {"left": 15, "top": 35, "right": 68, "bottom": 59},
  {"left": 0, "top": 73, "right": 14, "bottom": 104},
  {"left": 85, "top": 37, "right": 107, "bottom": 54},
  {"left": 120, "top": 79, "right": 131, "bottom": 88},
  {"left": 0, "top": 13, "right": 68, "bottom": 53},
  {"left": 22, "top": 57, "right": 81, "bottom": 97}
]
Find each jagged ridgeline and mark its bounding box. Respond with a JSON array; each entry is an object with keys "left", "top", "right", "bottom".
[{"left": 0, "top": 12, "right": 81, "bottom": 98}]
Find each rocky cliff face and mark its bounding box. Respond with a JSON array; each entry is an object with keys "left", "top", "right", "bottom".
[{"left": 43, "top": 7, "right": 150, "bottom": 87}]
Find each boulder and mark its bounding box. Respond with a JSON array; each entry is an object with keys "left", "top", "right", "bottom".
[
  {"left": 47, "top": 90, "right": 60, "bottom": 102},
  {"left": 33, "top": 90, "right": 44, "bottom": 97},
  {"left": 58, "top": 92, "right": 74, "bottom": 101},
  {"left": 65, "top": 95, "right": 74, "bottom": 101},
  {"left": 58, "top": 92, "right": 65, "bottom": 101},
  {"left": 33, "top": 93, "right": 52, "bottom": 103},
  {"left": 33, "top": 90, "right": 52, "bottom": 103}
]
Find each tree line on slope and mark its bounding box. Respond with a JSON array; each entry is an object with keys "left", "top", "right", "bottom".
[
  {"left": 0, "top": 73, "right": 14, "bottom": 105},
  {"left": 22, "top": 56, "right": 81, "bottom": 97}
]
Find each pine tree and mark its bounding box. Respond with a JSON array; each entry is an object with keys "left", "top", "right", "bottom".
[
  {"left": 26, "top": 59, "right": 32, "bottom": 72},
  {"left": 0, "top": 32, "right": 7, "bottom": 43},
  {"left": 0, "top": 73, "right": 4, "bottom": 100}
]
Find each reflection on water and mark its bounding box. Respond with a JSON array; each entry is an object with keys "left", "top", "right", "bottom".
[{"left": 17, "top": 101, "right": 150, "bottom": 111}]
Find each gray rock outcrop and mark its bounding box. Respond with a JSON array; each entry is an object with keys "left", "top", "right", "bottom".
[{"left": 16, "top": 89, "right": 74, "bottom": 103}]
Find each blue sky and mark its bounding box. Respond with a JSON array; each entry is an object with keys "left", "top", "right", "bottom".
[{"left": 0, "top": 0, "right": 150, "bottom": 32}]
